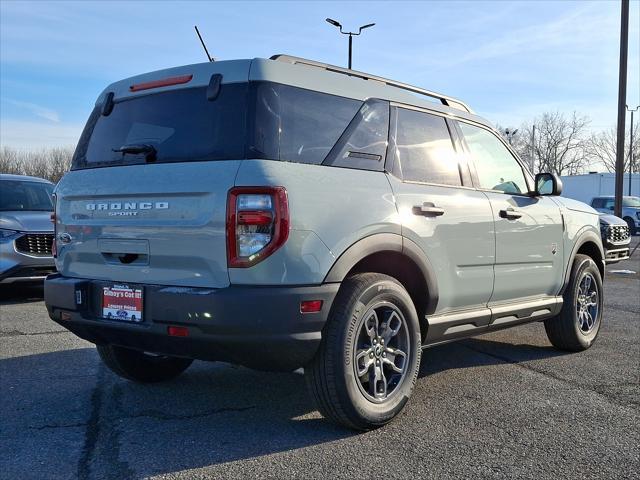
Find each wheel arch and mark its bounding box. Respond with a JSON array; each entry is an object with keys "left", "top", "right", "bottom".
[
  {"left": 323, "top": 234, "right": 438, "bottom": 338},
  {"left": 561, "top": 230, "right": 605, "bottom": 294}
]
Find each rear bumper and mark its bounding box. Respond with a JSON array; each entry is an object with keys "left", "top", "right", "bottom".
[{"left": 44, "top": 274, "right": 339, "bottom": 371}]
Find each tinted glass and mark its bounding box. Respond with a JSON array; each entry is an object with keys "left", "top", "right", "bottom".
[
  {"left": 0, "top": 180, "right": 53, "bottom": 211},
  {"left": 393, "top": 108, "right": 461, "bottom": 186},
  {"left": 324, "top": 99, "right": 389, "bottom": 170},
  {"left": 459, "top": 122, "right": 527, "bottom": 194},
  {"left": 623, "top": 197, "right": 640, "bottom": 207},
  {"left": 250, "top": 82, "right": 361, "bottom": 164},
  {"left": 591, "top": 198, "right": 603, "bottom": 208},
  {"left": 73, "top": 84, "right": 247, "bottom": 168}
]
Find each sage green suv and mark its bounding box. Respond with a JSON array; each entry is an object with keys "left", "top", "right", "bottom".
[{"left": 45, "top": 55, "right": 605, "bottom": 430}]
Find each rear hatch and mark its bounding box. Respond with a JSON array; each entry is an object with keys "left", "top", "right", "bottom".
[{"left": 55, "top": 62, "right": 250, "bottom": 288}]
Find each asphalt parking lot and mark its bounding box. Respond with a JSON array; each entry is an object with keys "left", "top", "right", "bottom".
[{"left": 1, "top": 240, "right": 638, "bottom": 480}]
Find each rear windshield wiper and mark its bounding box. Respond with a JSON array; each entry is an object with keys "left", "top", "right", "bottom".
[{"left": 112, "top": 144, "right": 157, "bottom": 163}]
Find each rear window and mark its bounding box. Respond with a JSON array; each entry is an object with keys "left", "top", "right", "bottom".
[
  {"left": 73, "top": 84, "right": 248, "bottom": 168},
  {"left": 0, "top": 180, "right": 53, "bottom": 211},
  {"left": 73, "top": 81, "right": 364, "bottom": 169}
]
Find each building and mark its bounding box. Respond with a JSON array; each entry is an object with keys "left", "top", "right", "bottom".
[{"left": 560, "top": 173, "right": 639, "bottom": 204}]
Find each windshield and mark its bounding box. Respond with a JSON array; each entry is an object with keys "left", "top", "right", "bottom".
[
  {"left": 0, "top": 180, "right": 54, "bottom": 211},
  {"left": 623, "top": 197, "right": 640, "bottom": 207}
]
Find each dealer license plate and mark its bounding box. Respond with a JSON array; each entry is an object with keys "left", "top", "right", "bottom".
[{"left": 102, "top": 284, "right": 143, "bottom": 322}]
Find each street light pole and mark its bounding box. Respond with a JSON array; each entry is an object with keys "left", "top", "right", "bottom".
[
  {"left": 326, "top": 18, "right": 375, "bottom": 69},
  {"left": 614, "top": 0, "right": 629, "bottom": 218},
  {"left": 627, "top": 105, "right": 639, "bottom": 195}
]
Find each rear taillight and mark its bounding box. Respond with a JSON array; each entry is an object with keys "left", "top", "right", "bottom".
[
  {"left": 51, "top": 194, "right": 57, "bottom": 258},
  {"left": 226, "top": 187, "right": 289, "bottom": 267}
]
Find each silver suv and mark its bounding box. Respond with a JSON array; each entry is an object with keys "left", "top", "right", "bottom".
[
  {"left": 44, "top": 56, "right": 606, "bottom": 430},
  {"left": 591, "top": 196, "right": 640, "bottom": 235},
  {"left": 1, "top": 174, "right": 56, "bottom": 284}
]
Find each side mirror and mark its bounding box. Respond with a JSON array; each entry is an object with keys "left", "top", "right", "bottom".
[{"left": 535, "top": 172, "right": 563, "bottom": 196}]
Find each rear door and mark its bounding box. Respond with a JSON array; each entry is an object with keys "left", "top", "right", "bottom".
[
  {"left": 388, "top": 106, "right": 495, "bottom": 317},
  {"left": 456, "top": 121, "right": 565, "bottom": 305}
]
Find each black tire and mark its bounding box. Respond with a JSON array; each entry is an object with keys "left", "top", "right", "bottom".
[
  {"left": 97, "top": 344, "right": 193, "bottom": 383},
  {"left": 623, "top": 217, "right": 636, "bottom": 236},
  {"left": 305, "top": 273, "right": 421, "bottom": 431},
  {"left": 544, "top": 254, "right": 603, "bottom": 352}
]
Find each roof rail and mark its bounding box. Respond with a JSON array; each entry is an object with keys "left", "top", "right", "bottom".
[{"left": 270, "top": 54, "right": 473, "bottom": 114}]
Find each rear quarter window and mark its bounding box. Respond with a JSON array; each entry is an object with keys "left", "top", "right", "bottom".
[{"left": 249, "top": 82, "right": 362, "bottom": 165}]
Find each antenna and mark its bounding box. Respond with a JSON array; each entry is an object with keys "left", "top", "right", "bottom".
[{"left": 194, "top": 25, "right": 214, "bottom": 62}]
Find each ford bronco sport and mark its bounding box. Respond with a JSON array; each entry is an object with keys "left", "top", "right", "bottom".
[{"left": 44, "top": 55, "right": 605, "bottom": 430}]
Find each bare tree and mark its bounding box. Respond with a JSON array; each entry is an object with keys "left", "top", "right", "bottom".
[
  {"left": 585, "top": 124, "right": 639, "bottom": 173},
  {"left": 47, "top": 147, "right": 74, "bottom": 183},
  {"left": 514, "top": 112, "right": 590, "bottom": 175},
  {"left": 0, "top": 146, "right": 74, "bottom": 183},
  {"left": 0, "top": 146, "right": 22, "bottom": 175}
]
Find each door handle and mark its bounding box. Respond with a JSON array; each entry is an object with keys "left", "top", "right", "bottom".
[
  {"left": 499, "top": 208, "right": 522, "bottom": 220},
  {"left": 413, "top": 202, "right": 445, "bottom": 217}
]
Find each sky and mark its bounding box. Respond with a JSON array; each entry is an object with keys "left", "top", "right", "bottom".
[{"left": 1, "top": 0, "right": 639, "bottom": 149}]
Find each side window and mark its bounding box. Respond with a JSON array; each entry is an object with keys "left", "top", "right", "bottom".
[
  {"left": 323, "top": 99, "right": 389, "bottom": 170},
  {"left": 604, "top": 199, "right": 614, "bottom": 210},
  {"left": 591, "top": 198, "right": 603, "bottom": 208},
  {"left": 458, "top": 122, "right": 528, "bottom": 194},
  {"left": 393, "top": 107, "right": 461, "bottom": 186}
]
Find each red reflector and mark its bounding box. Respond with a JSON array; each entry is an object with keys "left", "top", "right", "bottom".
[
  {"left": 130, "top": 74, "right": 193, "bottom": 92},
  {"left": 167, "top": 326, "right": 189, "bottom": 337},
  {"left": 237, "top": 210, "right": 273, "bottom": 225},
  {"left": 300, "top": 300, "right": 323, "bottom": 313},
  {"left": 60, "top": 311, "right": 71, "bottom": 321}
]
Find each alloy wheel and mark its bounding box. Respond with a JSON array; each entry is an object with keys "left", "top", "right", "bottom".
[
  {"left": 353, "top": 302, "right": 410, "bottom": 403},
  {"left": 576, "top": 272, "right": 599, "bottom": 334}
]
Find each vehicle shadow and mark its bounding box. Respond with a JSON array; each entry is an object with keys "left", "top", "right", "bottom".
[
  {"left": 1, "top": 335, "right": 568, "bottom": 478},
  {"left": 0, "top": 283, "right": 44, "bottom": 304},
  {"left": 420, "top": 336, "right": 565, "bottom": 378}
]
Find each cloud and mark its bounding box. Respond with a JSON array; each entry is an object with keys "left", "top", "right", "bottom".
[
  {"left": 3, "top": 99, "right": 61, "bottom": 123},
  {"left": 0, "top": 120, "right": 81, "bottom": 149}
]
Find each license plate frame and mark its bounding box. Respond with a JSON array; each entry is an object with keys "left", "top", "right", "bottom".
[{"left": 101, "top": 284, "right": 144, "bottom": 322}]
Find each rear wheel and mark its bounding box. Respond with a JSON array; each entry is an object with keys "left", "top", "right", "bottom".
[
  {"left": 97, "top": 344, "right": 193, "bottom": 383},
  {"left": 306, "top": 273, "right": 421, "bottom": 430},
  {"left": 544, "top": 254, "right": 603, "bottom": 351}
]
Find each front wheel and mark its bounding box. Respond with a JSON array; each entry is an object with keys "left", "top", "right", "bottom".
[
  {"left": 544, "top": 254, "right": 603, "bottom": 351},
  {"left": 306, "top": 273, "right": 422, "bottom": 430},
  {"left": 97, "top": 344, "right": 193, "bottom": 383}
]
